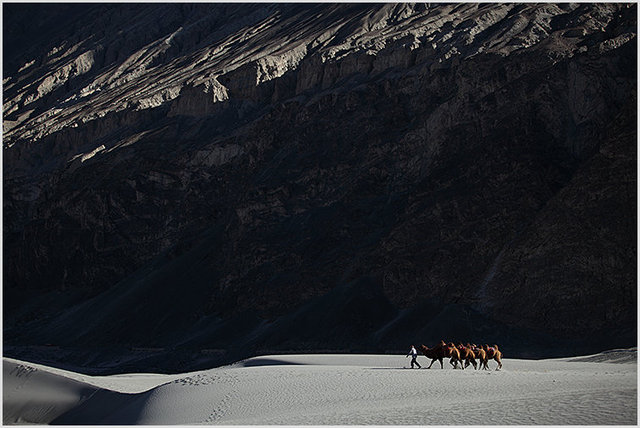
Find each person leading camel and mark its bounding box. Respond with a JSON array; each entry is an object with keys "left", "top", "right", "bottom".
[{"left": 406, "top": 345, "right": 422, "bottom": 369}]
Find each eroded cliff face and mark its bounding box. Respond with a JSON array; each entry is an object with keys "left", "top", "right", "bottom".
[{"left": 3, "top": 3, "right": 636, "bottom": 366}]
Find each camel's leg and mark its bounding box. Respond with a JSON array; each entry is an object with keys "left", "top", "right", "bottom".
[
  {"left": 439, "top": 358, "right": 443, "bottom": 369},
  {"left": 427, "top": 359, "right": 436, "bottom": 369}
]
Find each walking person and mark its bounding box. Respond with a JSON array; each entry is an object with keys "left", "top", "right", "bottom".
[{"left": 406, "top": 345, "right": 422, "bottom": 369}]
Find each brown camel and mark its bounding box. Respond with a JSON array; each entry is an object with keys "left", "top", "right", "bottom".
[
  {"left": 446, "top": 342, "right": 463, "bottom": 369},
  {"left": 457, "top": 343, "right": 477, "bottom": 370},
  {"left": 471, "top": 344, "right": 489, "bottom": 370},
  {"left": 419, "top": 342, "right": 448, "bottom": 369},
  {"left": 483, "top": 344, "right": 503, "bottom": 370}
]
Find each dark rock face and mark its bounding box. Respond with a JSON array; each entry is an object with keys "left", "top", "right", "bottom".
[{"left": 3, "top": 3, "right": 636, "bottom": 371}]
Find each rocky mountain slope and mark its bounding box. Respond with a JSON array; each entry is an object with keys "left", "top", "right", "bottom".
[{"left": 3, "top": 3, "right": 636, "bottom": 372}]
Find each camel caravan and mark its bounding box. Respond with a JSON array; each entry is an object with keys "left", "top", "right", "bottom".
[{"left": 418, "top": 341, "right": 503, "bottom": 371}]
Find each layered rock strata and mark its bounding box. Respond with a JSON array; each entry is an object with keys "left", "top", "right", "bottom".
[{"left": 3, "top": 3, "right": 636, "bottom": 367}]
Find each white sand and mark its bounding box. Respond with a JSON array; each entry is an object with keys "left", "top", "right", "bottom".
[{"left": 3, "top": 350, "right": 637, "bottom": 425}]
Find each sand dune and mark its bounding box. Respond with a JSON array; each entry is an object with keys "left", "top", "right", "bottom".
[{"left": 3, "top": 350, "right": 636, "bottom": 425}]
